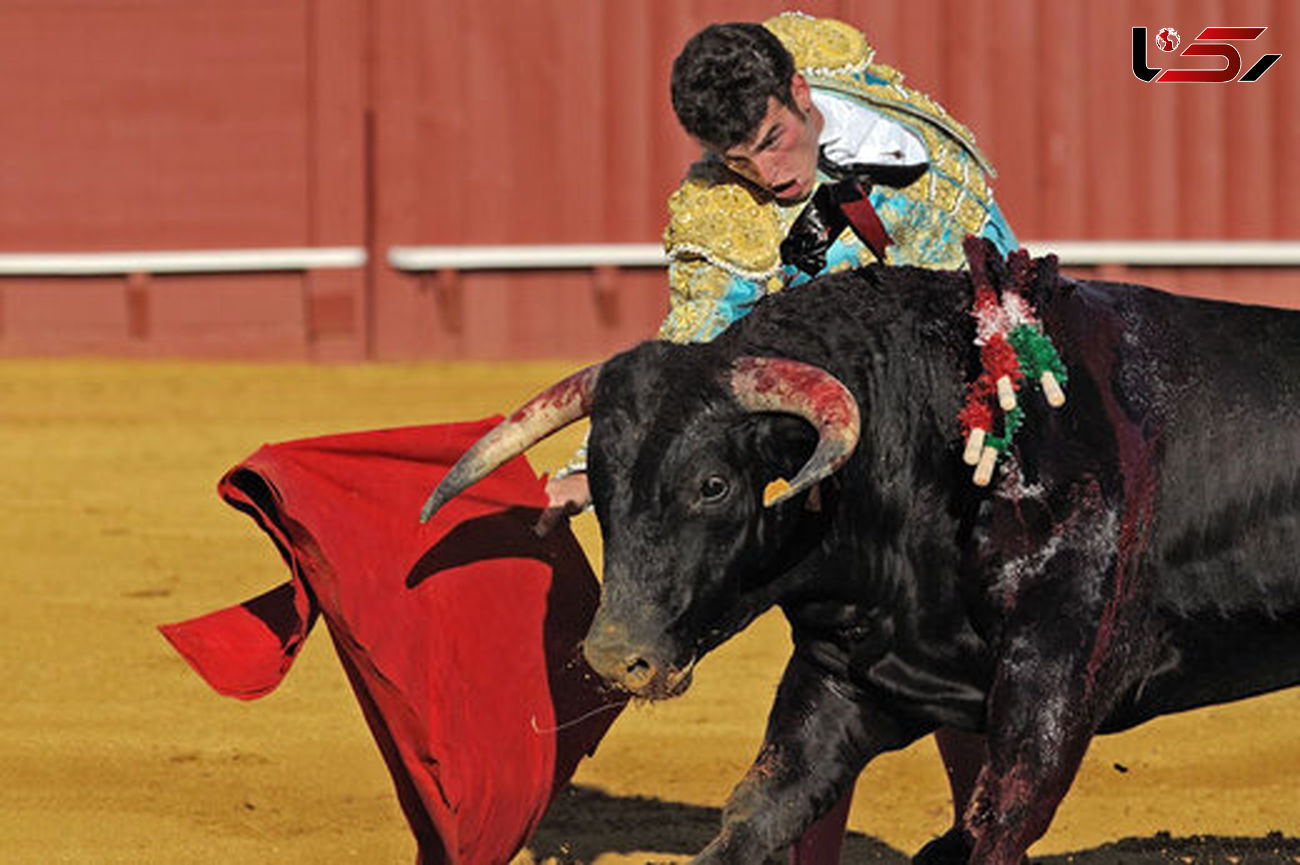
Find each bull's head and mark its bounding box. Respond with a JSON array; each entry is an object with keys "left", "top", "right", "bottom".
[{"left": 420, "top": 342, "right": 860, "bottom": 700}]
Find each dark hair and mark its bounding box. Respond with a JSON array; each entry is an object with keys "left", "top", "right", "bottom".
[{"left": 670, "top": 23, "right": 797, "bottom": 151}]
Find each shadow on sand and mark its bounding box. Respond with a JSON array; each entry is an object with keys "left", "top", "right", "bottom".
[{"left": 526, "top": 785, "right": 1300, "bottom": 864}]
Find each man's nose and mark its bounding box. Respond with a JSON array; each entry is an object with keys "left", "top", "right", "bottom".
[{"left": 751, "top": 154, "right": 783, "bottom": 188}]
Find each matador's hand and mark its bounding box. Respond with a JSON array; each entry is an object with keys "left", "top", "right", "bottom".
[{"left": 536, "top": 472, "right": 591, "bottom": 537}]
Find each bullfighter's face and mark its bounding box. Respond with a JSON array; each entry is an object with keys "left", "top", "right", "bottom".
[{"left": 715, "top": 73, "right": 822, "bottom": 204}]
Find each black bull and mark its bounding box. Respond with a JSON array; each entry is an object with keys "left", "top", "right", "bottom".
[{"left": 421, "top": 247, "right": 1300, "bottom": 864}]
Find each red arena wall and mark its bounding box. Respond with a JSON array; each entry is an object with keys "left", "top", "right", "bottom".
[{"left": 0, "top": 0, "right": 1295, "bottom": 360}]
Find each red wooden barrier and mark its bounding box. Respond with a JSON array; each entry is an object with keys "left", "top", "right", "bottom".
[{"left": 0, "top": 1, "right": 1294, "bottom": 360}]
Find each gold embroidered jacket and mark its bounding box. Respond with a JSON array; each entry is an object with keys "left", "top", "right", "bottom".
[{"left": 658, "top": 11, "right": 1018, "bottom": 343}]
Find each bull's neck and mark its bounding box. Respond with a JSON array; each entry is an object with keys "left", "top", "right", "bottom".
[
  {"left": 862, "top": 272, "right": 977, "bottom": 473},
  {"left": 775, "top": 271, "right": 976, "bottom": 595},
  {"left": 782, "top": 274, "right": 981, "bottom": 655}
]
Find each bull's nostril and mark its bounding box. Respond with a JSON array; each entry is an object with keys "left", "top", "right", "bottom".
[{"left": 623, "top": 656, "right": 655, "bottom": 690}]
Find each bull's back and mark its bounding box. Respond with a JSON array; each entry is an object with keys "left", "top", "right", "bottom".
[
  {"left": 1063, "top": 282, "right": 1300, "bottom": 727},
  {"left": 730, "top": 269, "right": 1300, "bottom": 724}
]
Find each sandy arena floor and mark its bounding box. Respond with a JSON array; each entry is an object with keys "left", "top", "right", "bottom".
[{"left": 2, "top": 359, "right": 1296, "bottom": 864}]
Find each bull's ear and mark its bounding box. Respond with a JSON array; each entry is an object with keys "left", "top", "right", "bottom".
[
  {"left": 729, "top": 357, "right": 861, "bottom": 507},
  {"left": 746, "top": 414, "right": 819, "bottom": 509},
  {"left": 749, "top": 414, "right": 817, "bottom": 481}
]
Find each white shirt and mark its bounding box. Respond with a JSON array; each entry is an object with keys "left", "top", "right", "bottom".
[{"left": 812, "top": 89, "right": 928, "bottom": 168}]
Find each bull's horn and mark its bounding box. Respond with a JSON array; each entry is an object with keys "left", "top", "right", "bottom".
[
  {"left": 729, "top": 357, "right": 861, "bottom": 508},
  {"left": 419, "top": 364, "right": 601, "bottom": 523}
]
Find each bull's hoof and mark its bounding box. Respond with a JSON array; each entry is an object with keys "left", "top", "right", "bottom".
[
  {"left": 913, "top": 829, "right": 1032, "bottom": 865},
  {"left": 912, "top": 829, "right": 972, "bottom": 865}
]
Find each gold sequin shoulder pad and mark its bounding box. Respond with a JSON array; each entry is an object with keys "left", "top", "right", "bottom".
[
  {"left": 766, "top": 11, "right": 995, "bottom": 178},
  {"left": 764, "top": 10, "right": 875, "bottom": 75},
  {"left": 663, "top": 159, "right": 784, "bottom": 281}
]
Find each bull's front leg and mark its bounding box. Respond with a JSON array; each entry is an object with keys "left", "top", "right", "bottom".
[
  {"left": 960, "top": 483, "right": 1152, "bottom": 865},
  {"left": 953, "top": 629, "right": 1098, "bottom": 865},
  {"left": 692, "top": 648, "right": 927, "bottom": 865}
]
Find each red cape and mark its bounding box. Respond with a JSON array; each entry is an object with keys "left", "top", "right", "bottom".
[{"left": 160, "top": 419, "right": 620, "bottom": 864}]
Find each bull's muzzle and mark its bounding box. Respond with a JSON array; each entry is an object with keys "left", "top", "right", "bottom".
[{"left": 582, "top": 619, "right": 693, "bottom": 700}]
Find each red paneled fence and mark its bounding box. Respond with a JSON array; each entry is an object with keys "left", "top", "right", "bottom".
[{"left": 0, "top": 0, "right": 1295, "bottom": 360}]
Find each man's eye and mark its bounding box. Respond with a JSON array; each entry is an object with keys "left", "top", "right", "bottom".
[{"left": 700, "top": 475, "right": 730, "bottom": 502}]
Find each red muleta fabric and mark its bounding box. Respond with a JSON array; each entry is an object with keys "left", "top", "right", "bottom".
[{"left": 159, "top": 418, "right": 620, "bottom": 865}]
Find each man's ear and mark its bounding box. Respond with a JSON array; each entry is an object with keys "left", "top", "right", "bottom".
[{"left": 790, "top": 73, "right": 813, "bottom": 113}]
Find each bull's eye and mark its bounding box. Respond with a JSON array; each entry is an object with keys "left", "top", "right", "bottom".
[{"left": 700, "top": 475, "right": 730, "bottom": 503}]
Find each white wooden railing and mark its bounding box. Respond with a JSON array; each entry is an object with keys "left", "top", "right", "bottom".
[{"left": 1, "top": 241, "right": 1297, "bottom": 277}]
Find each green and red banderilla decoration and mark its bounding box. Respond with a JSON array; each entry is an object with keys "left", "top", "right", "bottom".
[{"left": 958, "top": 240, "right": 1068, "bottom": 486}]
